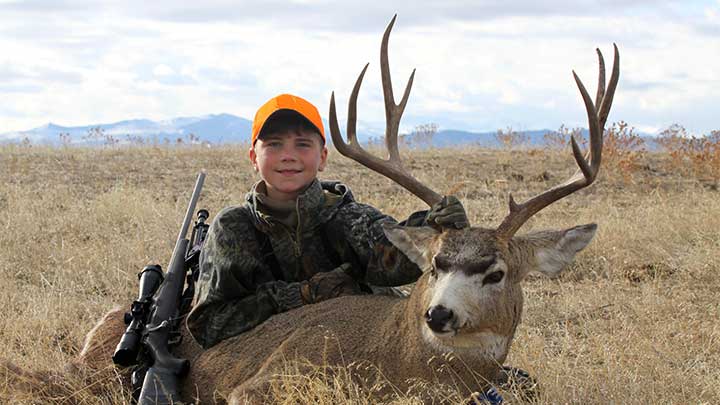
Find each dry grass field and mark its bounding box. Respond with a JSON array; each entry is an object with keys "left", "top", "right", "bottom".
[{"left": 1, "top": 143, "right": 718, "bottom": 404}]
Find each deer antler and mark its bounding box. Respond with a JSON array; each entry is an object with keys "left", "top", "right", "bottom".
[
  {"left": 495, "top": 45, "right": 620, "bottom": 241},
  {"left": 329, "top": 15, "right": 443, "bottom": 207}
]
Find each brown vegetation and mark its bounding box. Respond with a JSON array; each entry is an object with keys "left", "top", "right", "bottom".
[
  {"left": 656, "top": 124, "right": 720, "bottom": 183},
  {"left": 496, "top": 127, "right": 529, "bottom": 151},
  {"left": 1, "top": 143, "right": 719, "bottom": 404}
]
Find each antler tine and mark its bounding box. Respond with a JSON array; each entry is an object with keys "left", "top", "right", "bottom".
[
  {"left": 496, "top": 45, "right": 620, "bottom": 241},
  {"left": 573, "top": 68, "right": 602, "bottom": 175},
  {"left": 329, "top": 64, "right": 368, "bottom": 156},
  {"left": 598, "top": 44, "right": 620, "bottom": 131},
  {"left": 347, "top": 64, "right": 371, "bottom": 147},
  {"left": 329, "top": 16, "right": 443, "bottom": 207},
  {"left": 381, "top": 14, "right": 416, "bottom": 164},
  {"left": 594, "top": 48, "right": 606, "bottom": 110}
]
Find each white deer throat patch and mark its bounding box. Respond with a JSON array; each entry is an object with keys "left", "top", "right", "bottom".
[{"left": 421, "top": 326, "right": 508, "bottom": 362}]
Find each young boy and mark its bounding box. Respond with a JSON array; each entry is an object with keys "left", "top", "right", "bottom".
[{"left": 186, "top": 94, "right": 468, "bottom": 349}]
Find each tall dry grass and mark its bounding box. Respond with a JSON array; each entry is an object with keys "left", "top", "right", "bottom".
[{"left": 1, "top": 144, "right": 718, "bottom": 404}]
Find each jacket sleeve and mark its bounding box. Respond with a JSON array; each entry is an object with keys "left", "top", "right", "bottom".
[
  {"left": 186, "top": 207, "right": 305, "bottom": 349},
  {"left": 330, "top": 202, "right": 429, "bottom": 287}
]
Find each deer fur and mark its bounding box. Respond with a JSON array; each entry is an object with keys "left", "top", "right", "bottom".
[{"left": 52, "top": 223, "right": 596, "bottom": 404}]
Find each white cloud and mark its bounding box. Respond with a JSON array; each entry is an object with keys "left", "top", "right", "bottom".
[
  {"left": 153, "top": 64, "right": 174, "bottom": 77},
  {"left": 705, "top": 1, "right": 720, "bottom": 21},
  {"left": 0, "top": 1, "right": 717, "bottom": 135}
]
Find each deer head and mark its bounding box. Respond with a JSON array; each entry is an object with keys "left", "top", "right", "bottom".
[{"left": 330, "top": 16, "right": 618, "bottom": 354}]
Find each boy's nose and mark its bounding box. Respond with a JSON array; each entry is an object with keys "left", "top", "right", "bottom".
[{"left": 279, "top": 146, "right": 297, "bottom": 161}]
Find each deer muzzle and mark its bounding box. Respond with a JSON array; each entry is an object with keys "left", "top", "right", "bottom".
[{"left": 425, "top": 305, "right": 456, "bottom": 334}]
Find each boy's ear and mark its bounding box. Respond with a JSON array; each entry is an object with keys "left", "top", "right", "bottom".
[
  {"left": 248, "top": 146, "right": 258, "bottom": 171},
  {"left": 509, "top": 223, "right": 597, "bottom": 281},
  {"left": 318, "top": 145, "right": 328, "bottom": 172},
  {"left": 382, "top": 223, "right": 441, "bottom": 271}
]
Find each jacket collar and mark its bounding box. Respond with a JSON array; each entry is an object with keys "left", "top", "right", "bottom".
[{"left": 246, "top": 179, "right": 354, "bottom": 232}]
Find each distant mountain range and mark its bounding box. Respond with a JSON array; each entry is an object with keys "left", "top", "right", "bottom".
[
  {"left": 0, "top": 113, "right": 254, "bottom": 145},
  {"left": 0, "top": 113, "right": 656, "bottom": 148}
]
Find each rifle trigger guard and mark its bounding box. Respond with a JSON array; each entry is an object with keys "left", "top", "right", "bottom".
[{"left": 145, "top": 320, "right": 170, "bottom": 333}]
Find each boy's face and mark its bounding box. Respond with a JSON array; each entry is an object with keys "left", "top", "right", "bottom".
[{"left": 249, "top": 129, "right": 328, "bottom": 201}]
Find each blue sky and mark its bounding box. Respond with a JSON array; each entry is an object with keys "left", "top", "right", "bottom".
[{"left": 0, "top": 0, "right": 718, "bottom": 135}]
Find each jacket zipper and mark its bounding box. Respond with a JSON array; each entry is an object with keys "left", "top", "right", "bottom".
[
  {"left": 283, "top": 226, "right": 301, "bottom": 258},
  {"left": 293, "top": 202, "right": 303, "bottom": 258}
]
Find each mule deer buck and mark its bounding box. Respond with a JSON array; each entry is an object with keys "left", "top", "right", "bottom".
[{"left": 6, "top": 16, "right": 618, "bottom": 405}]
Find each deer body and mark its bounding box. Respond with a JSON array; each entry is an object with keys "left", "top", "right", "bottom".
[
  {"left": 187, "top": 274, "right": 504, "bottom": 403},
  {"left": 88, "top": 276, "right": 506, "bottom": 403},
  {"left": 186, "top": 291, "right": 495, "bottom": 402},
  {"left": 76, "top": 225, "right": 596, "bottom": 404}
]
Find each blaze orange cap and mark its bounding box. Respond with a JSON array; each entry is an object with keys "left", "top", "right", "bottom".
[{"left": 251, "top": 94, "right": 325, "bottom": 145}]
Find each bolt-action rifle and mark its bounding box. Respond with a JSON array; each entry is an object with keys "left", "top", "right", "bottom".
[{"left": 112, "top": 172, "right": 210, "bottom": 404}]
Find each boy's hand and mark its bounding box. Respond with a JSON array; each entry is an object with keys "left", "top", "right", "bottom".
[
  {"left": 300, "top": 263, "right": 364, "bottom": 304},
  {"left": 426, "top": 195, "right": 469, "bottom": 229}
]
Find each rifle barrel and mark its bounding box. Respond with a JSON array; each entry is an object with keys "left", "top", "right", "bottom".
[{"left": 177, "top": 171, "right": 206, "bottom": 242}]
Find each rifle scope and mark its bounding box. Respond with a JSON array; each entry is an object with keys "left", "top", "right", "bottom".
[{"left": 112, "top": 264, "right": 164, "bottom": 367}]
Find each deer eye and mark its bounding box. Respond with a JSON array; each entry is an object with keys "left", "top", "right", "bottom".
[
  {"left": 433, "top": 255, "right": 451, "bottom": 272},
  {"left": 467, "top": 255, "right": 496, "bottom": 275},
  {"left": 482, "top": 271, "right": 504, "bottom": 286}
]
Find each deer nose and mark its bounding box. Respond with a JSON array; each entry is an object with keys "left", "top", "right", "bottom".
[{"left": 425, "top": 305, "right": 454, "bottom": 333}]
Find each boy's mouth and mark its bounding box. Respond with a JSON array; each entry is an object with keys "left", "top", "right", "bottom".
[{"left": 276, "top": 169, "right": 302, "bottom": 176}]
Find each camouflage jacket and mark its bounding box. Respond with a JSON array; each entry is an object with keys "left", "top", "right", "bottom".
[{"left": 186, "top": 179, "right": 428, "bottom": 348}]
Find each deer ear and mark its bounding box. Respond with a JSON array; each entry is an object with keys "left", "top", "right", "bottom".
[
  {"left": 382, "top": 224, "right": 441, "bottom": 271},
  {"left": 511, "top": 223, "right": 597, "bottom": 280}
]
